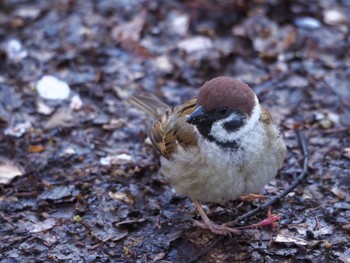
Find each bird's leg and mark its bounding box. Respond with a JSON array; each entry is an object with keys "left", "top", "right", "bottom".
[
  {"left": 235, "top": 207, "right": 280, "bottom": 230},
  {"left": 192, "top": 200, "right": 241, "bottom": 235}
]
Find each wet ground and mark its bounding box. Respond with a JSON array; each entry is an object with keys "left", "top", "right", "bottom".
[{"left": 0, "top": 0, "right": 349, "bottom": 262}]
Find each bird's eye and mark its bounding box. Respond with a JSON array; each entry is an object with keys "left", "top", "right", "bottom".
[{"left": 219, "top": 107, "right": 227, "bottom": 114}]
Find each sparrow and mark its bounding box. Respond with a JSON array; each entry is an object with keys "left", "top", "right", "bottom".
[{"left": 129, "top": 76, "right": 286, "bottom": 235}]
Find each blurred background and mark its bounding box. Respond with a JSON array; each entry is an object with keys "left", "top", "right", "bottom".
[{"left": 0, "top": 1, "right": 349, "bottom": 262}]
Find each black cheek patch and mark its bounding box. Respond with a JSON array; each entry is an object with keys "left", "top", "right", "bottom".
[
  {"left": 196, "top": 123, "right": 212, "bottom": 140},
  {"left": 223, "top": 118, "right": 245, "bottom": 132}
]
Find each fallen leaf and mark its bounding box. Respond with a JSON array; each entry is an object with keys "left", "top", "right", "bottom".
[
  {"left": 4, "top": 39, "right": 28, "bottom": 62},
  {"left": 153, "top": 252, "right": 166, "bottom": 262},
  {"left": 342, "top": 224, "right": 350, "bottom": 234},
  {"left": 100, "top": 153, "right": 133, "bottom": 165},
  {"left": 4, "top": 121, "right": 32, "bottom": 137},
  {"left": 70, "top": 95, "right": 83, "bottom": 111},
  {"left": 294, "top": 17, "right": 321, "bottom": 30},
  {"left": 109, "top": 191, "right": 134, "bottom": 205},
  {"left": 28, "top": 144, "right": 45, "bottom": 153},
  {"left": 343, "top": 148, "right": 350, "bottom": 160},
  {"left": 331, "top": 186, "right": 347, "bottom": 200},
  {"left": 111, "top": 11, "right": 146, "bottom": 44},
  {"left": 336, "top": 249, "right": 350, "bottom": 263},
  {"left": 111, "top": 11, "right": 150, "bottom": 56},
  {"left": 43, "top": 108, "right": 75, "bottom": 130},
  {"left": 29, "top": 218, "right": 56, "bottom": 233},
  {"left": 0, "top": 159, "right": 23, "bottom": 184},
  {"left": 39, "top": 185, "right": 78, "bottom": 202},
  {"left": 37, "top": 100, "right": 54, "bottom": 115},
  {"left": 178, "top": 36, "right": 213, "bottom": 54},
  {"left": 323, "top": 9, "right": 348, "bottom": 26},
  {"left": 274, "top": 229, "right": 308, "bottom": 246}
]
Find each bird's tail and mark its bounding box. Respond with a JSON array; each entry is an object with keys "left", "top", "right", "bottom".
[{"left": 127, "top": 93, "right": 170, "bottom": 119}]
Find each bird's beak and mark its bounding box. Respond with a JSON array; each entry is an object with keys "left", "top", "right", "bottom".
[{"left": 186, "top": 106, "right": 208, "bottom": 125}]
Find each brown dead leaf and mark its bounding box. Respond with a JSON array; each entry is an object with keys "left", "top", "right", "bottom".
[
  {"left": 111, "top": 11, "right": 146, "bottom": 43},
  {"left": 153, "top": 252, "right": 166, "bottom": 262},
  {"left": 342, "top": 224, "right": 350, "bottom": 234},
  {"left": 331, "top": 187, "right": 347, "bottom": 200},
  {"left": 109, "top": 191, "right": 135, "bottom": 205},
  {"left": 43, "top": 108, "right": 75, "bottom": 130},
  {"left": 28, "top": 144, "right": 45, "bottom": 153},
  {"left": 111, "top": 10, "right": 151, "bottom": 57}
]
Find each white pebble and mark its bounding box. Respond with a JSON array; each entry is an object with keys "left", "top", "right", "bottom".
[
  {"left": 36, "top": 75, "right": 70, "bottom": 100},
  {"left": 5, "top": 39, "right": 28, "bottom": 61},
  {"left": 70, "top": 95, "right": 83, "bottom": 110}
]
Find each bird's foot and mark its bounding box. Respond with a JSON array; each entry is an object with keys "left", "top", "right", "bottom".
[
  {"left": 236, "top": 207, "right": 280, "bottom": 230},
  {"left": 193, "top": 219, "right": 241, "bottom": 235}
]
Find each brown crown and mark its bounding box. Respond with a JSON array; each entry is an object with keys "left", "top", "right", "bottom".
[{"left": 197, "top": 76, "right": 256, "bottom": 116}]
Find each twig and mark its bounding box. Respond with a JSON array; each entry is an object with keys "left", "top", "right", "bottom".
[
  {"left": 321, "top": 127, "right": 350, "bottom": 134},
  {"left": 227, "top": 129, "right": 309, "bottom": 226}
]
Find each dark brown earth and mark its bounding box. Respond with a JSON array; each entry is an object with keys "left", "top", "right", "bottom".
[{"left": 0, "top": 1, "right": 349, "bottom": 262}]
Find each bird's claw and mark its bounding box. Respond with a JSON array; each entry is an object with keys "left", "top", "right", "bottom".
[{"left": 192, "top": 219, "right": 241, "bottom": 235}]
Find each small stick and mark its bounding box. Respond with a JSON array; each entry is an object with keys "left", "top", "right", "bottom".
[{"left": 321, "top": 127, "right": 350, "bottom": 134}]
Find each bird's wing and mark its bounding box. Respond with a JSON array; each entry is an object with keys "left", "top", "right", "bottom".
[
  {"left": 128, "top": 93, "right": 198, "bottom": 159},
  {"left": 149, "top": 98, "right": 198, "bottom": 159},
  {"left": 259, "top": 105, "right": 273, "bottom": 125},
  {"left": 128, "top": 93, "right": 170, "bottom": 119}
]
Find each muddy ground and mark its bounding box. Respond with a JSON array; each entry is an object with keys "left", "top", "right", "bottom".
[{"left": 0, "top": 0, "right": 349, "bottom": 262}]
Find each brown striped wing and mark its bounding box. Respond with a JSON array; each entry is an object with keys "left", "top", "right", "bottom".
[
  {"left": 259, "top": 105, "right": 273, "bottom": 125},
  {"left": 149, "top": 99, "right": 198, "bottom": 159},
  {"left": 128, "top": 93, "right": 170, "bottom": 119}
]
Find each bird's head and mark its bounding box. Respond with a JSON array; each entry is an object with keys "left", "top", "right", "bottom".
[{"left": 186, "top": 76, "right": 260, "bottom": 148}]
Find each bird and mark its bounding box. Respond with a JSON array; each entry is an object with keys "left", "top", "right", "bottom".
[{"left": 128, "top": 76, "right": 286, "bottom": 235}]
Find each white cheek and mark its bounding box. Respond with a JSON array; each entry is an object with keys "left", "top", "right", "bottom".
[
  {"left": 209, "top": 96, "right": 260, "bottom": 143},
  {"left": 209, "top": 114, "right": 241, "bottom": 142}
]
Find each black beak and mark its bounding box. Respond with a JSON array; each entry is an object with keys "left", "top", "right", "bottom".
[{"left": 186, "top": 106, "right": 209, "bottom": 125}]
